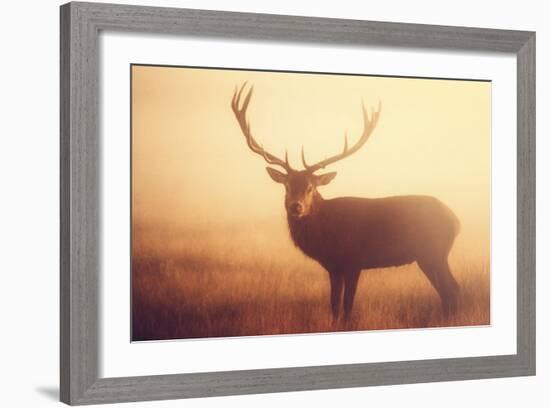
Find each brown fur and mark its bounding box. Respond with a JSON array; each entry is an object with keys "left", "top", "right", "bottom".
[{"left": 268, "top": 168, "right": 460, "bottom": 320}]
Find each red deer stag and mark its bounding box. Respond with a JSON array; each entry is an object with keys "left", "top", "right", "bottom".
[{"left": 231, "top": 83, "right": 460, "bottom": 321}]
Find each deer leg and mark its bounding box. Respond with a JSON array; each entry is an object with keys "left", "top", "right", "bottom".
[
  {"left": 328, "top": 272, "right": 344, "bottom": 320},
  {"left": 343, "top": 271, "right": 361, "bottom": 321},
  {"left": 417, "top": 258, "right": 460, "bottom": 316}
]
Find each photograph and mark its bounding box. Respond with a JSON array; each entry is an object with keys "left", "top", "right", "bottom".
[{"left": 131, "top": 64, "right": 491, "bottom": 342}]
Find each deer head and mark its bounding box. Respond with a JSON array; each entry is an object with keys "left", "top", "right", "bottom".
[{"left": 231, "top": 83, "right": 381, "bottom": 218}]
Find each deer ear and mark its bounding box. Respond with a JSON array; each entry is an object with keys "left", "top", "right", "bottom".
[
  {"left": 315, "top": 172, "right": 337, "bottom": 186},
  {"left": 266, "top": 167, "right": 287, "bottom": 184}
]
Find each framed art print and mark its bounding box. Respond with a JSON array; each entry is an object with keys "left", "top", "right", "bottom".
[{"left": 60, "top": 2, "right": 535, "bottom": 405}]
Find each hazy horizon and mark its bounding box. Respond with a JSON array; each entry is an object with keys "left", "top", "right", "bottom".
[{"left": 132, "top": 65, "right": 491, "bottom": 257}]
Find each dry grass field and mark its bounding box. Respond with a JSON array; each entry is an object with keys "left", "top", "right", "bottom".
[{"left": 131, "top": 221, "right": 490, "bottom": 341}]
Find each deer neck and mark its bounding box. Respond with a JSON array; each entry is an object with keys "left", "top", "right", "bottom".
[{"left": 286, "top": 190, "right": 325, "bottom": 253}]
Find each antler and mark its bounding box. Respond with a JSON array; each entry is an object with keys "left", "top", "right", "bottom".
[
  {"left": 301, "top": 101, "right": 382, "bottom": 173},
  {"left": 231, "top": 83, "right": 293, "bottom": 172}
]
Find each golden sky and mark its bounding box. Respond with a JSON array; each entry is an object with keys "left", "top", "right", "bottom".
[{"left": 132, "top": 65, "right": 491, "bottom": 255}]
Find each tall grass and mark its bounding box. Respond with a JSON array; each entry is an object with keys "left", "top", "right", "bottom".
[{"left": 132, "top": 221, "right": 490, "bottom": 341}]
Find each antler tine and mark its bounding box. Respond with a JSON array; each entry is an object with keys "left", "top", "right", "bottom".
[
  {"left": 285, "top": 150, "right": 291, "bottom": 169},
  {"left": 301, "top": 145, "right": 310, "bottom": 169},
  {"left": 231, "top": 83, "right": 293, "bottom": 172},
  {"left": 343, "top": 131, "right": 349, "bottom": 153},
  {"left": 303, "top": 100, "right": 382, "bottom": 173}
]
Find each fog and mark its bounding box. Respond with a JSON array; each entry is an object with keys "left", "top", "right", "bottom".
[{"left": 132, "top": 65, "right": 491, "bottom": 257}]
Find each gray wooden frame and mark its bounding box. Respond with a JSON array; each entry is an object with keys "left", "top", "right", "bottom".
[{"left": 60, "top": 1, "right": 536, "bottom": 405}]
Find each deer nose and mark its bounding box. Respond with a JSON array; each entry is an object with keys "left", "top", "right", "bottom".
[{"left": 289, "top": 202, "right": 303, "bottom": 215}]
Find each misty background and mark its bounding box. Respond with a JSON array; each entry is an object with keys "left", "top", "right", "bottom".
[{"left": 132, "top": 65, "right": 490, "bottom": 259}]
